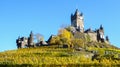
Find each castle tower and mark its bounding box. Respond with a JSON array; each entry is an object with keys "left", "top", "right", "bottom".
[
  {"left": 99, "top": 25, "right": 104, "bottom": 39},
  {"left": 28, "top": 31, "right": 34, "bottom": 47},
  {"left": 71, "top": 9, "right": 84, "bottom": 32},
  {"left": 97, "top": 25, "right": 105, "bottom": 42}
]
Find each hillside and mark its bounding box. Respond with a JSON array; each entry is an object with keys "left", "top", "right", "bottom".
[
  {"left": 11, "top": 26, "right": 120, "bottom": 66},
  {"left": 0, "top": 46, "right": 120, "bottom": 66}
]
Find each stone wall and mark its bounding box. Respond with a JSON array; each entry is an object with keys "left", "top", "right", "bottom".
[{"left": 85, "top": 32, "right": 97, "bottom": 42}]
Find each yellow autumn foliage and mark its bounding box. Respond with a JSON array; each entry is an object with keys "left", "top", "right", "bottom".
[{"left": 58, "top": 29, "right": 73, "bottom": 46}]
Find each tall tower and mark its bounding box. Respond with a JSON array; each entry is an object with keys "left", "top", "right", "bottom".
[
  {"left": 99, "top": 25, "right": 104, "bottom": 39},
  {"left": 71, "top": 9, "right": 84, "bottom": 32},
  {"left": 28, "top": 31, "right": 34, "bottom": 47}
]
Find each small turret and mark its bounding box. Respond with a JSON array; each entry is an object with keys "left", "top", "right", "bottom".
[
  {"left": 99, "top": 25, "right": 104, "bottom": 34},
  {"left": 75, "top": 9, "right": 80, "bottom": 16},
  {"left": 106, "top": 36, "right": 109, "bottom": 42},
  {"left": 100, "top": 24, "right": 104, "bottom": 30}
]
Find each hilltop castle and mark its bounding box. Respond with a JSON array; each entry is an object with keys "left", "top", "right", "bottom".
[
  {"left": 16, "top": 9, "right": 110, "bottom": 48},
  {"left": 70, "top": 9, "right": 109, "bottom": 43}
]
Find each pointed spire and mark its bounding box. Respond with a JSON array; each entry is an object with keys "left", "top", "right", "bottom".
[
  {"left": 30, "top": 31, "right": 33, "bottom": 36},
  {"left": 100, "top": 24, "right": 104, "bottom": 30},
  {"left": 75, "top": 9, "right": 80, "bottom": 15},
  {"left": 106, "top": 36, "right": 109, "bottom": 42},
  {"left": 30, "top": 31, "right": 33, "bottom": 41}
]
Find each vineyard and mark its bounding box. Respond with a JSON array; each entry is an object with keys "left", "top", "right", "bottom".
[{"left": 0, "top": 46, "right": 120, "bottom": 66}]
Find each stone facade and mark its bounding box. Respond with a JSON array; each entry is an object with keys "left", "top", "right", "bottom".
[
  {"left": 16, "top": 37, "right": 28, "bottom": 48},
  {"left": 71, "top": 9, "right": 84, "bottom": 32},
  {"left": 16, "top": 31, "right": 48, "bottom": 48},
  {"left": 16, "top": 31, "right": 34, "bottom": 48},
  {"left": 85, "top": 32, "right": 97, "bottom": 42},
  {"left": 71, "top": 9, "right": 109, "bottom": 43}
]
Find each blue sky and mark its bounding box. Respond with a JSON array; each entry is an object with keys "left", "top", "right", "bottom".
[{"left": 0, "top": 0, "right": 120, "bottom": 51}]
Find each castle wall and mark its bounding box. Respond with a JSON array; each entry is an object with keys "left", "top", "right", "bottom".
[
  {"left": 21, "top": 39, "right": 28, "bottom": 48},
  {"left": 85, "top": 32, "right": 97, "bottom": 42}
]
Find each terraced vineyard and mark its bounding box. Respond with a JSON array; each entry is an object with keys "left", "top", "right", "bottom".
[{"left": 0, "top": 46, "right": 120, "bottom": 67}]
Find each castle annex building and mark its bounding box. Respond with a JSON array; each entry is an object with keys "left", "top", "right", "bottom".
[{"left": 71, "top": 9, "right": 109, "bottom": 43}]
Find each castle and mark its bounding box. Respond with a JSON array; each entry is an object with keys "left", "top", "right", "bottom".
[
  {"left": 71, "top": 9, "right": 109, "bottom": 43},
  {"left": 16, "top": 31, "right": 34, "bottom": 48},
  {"left": 16, "top": 31, "right": 48, "bottom": 48},
  {"left": 16, "top": 9, "right": 110, "bottom": 48}
]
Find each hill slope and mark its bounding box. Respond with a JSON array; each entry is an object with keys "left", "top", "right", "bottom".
[{"left": 0, "top": 46, "right": 120, "bottom": 66}]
